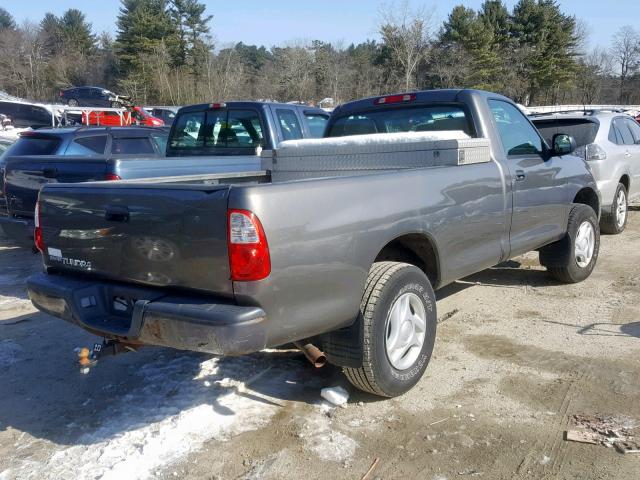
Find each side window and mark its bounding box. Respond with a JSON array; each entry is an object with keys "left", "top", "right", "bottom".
[
  {"left": 170, "top": 111, "right": 205, "bottom": 149},
  {"left": 111, "top": 137, "right": 155, "bottom": 155},
  {"left": 624, "top": 118, "right": 640, "bottom": 143},
  {"left": 304, "top": 113, "right": 329, "bottom": 138},
  {"left": 614, "top": 118, "right": 635, "bottom": 145},
  {"left": 276, "top": 109, "right": 303, "bottom": 141},
  {"left": 608, "top": 124, "right": 621, "bottom": 144},
  {"left": 489, "top": 99, "right": 543, "bottom": 156},
  {"left": 65, "top": 135, "right": 107, "bottom": 155},
  {"left": 150, "top": 133, "right": 168, "bottom": 154}
]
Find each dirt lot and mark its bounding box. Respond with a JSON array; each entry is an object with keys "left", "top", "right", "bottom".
[{"left": 1, "top": 206, "right": 639, "bottom": 480}]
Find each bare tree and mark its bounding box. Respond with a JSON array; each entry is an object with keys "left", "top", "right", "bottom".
[
  {"left": 611, "top": 25, "right": 640, "bottom": 103},
  {"left": 577, "top": 47, "right": 613, "bottom": 104},
  {"left": 378, "top": 0, "right": 434, "bottom": 91}
]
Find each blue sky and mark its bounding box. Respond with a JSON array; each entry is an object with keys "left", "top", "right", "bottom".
[{"left": 3, "top": 0, "right": 636, "bottom": 51}]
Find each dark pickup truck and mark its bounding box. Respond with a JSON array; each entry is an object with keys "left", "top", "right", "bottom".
[
  {"left": 28, "top": 89, "right": 601, "bottom": 397},
  {"left": 1, "top": 102, "right": 329, "bottom": 246},
  {"left": 0, "top": 127, "right": 169, "bottom": 246}
]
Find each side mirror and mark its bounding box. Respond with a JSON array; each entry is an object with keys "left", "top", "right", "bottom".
[{"left": 552, "top": 133, "right": 577, "bottom": 156}]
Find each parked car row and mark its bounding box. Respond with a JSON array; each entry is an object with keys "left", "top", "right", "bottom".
[
  {"left": 8, "top": 88, "right": 610, "bottom": 399},
  {"left": 0, "top": 101, "right": 329, "bottom": 247},
  {"left": 531, "top": 110, "right": 640, "bottom": 234}
]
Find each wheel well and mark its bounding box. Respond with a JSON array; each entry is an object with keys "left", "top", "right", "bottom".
[
  {"left": 573, "top": 187, "right": 600, "bottom": 216},
  {"left": 374, "top": 233, "right": 439, "bottom": 285},
  {"left": 620, "top": 175, "right": 630, "bottom": 193}
]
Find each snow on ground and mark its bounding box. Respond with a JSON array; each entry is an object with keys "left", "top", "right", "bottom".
[{"left": 1, "top": 354, "right": 298, "bottom": 480}]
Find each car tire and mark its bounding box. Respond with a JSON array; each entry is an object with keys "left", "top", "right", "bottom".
[
  {"left": 600, "top": 183, "right": 628, "bottom": 235},
  {"left": 539, "top": 204, "right": 600, "bottom": 284},
  {"left": 67, "top": 99, "right": 78, "bottom": 107},
  {"left": 343, "top": 262, "right": 437, "bottom": 397},
  {"left": 111, "top": 101, "right": 121, "bottom": 108}
]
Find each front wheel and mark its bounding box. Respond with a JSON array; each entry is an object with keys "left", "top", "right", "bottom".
[
  {"left": 539, "top": 204, "right": 600, "bottom": 283},
  {"left": 343, "top": 262, "right": 437, "bottom": 397},
  {"left": 67, "top": 99, "right": 78, "bottom": 107}
]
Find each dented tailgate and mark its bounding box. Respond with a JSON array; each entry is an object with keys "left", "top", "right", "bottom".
[{"left": 38, "top": 184, "right": 233, "bottom": 296}]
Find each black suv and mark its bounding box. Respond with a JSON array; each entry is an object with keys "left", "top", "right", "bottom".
[{"left": 59, "top": 87, "right": 130, "bottom": 108}]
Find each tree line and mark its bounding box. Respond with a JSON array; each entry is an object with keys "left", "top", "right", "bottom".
[{"left": 0, "top": 0, "right": 638, "bottom": 107}]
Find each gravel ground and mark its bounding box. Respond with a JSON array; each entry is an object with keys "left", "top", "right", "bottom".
[{"left": 1, "top": 205, "right": 639, "bottom": 480}]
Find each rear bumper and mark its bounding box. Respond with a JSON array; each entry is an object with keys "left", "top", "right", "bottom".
[
  {"left": 0, "top": 215, "right": 34, "bottom": 248},
  {"left": 27, "top": 273, "right": 268, "bottom": 355}
]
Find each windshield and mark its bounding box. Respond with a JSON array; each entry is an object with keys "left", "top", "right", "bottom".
[{"left": 327, "top": 104, "right": 473, "bottom": 137}]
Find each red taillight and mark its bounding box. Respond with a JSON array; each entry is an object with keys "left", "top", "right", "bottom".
[
  {"left": 105, "top": 173, "right": 121, "bottom": 181},
  {"left": 34, "top": 201, "right": 45, "bottom": 252},
  {"left": 209, "top": 102, "right": 226, "bottom": 109},
  {"left": 227, "top": 209, "right": 270, "bottom": 281},
  {"left": 59, "top": 91, "right": 63, "bottom": 97},
  {"left": 374, "top": 93, "right": 416, "bottom": 105}
]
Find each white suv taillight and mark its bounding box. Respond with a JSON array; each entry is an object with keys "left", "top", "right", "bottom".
[
  {"left": 575, "top": 143, "right": 607, "bottom": 161},
  {"left": 227, "top": 209, "right": 270, "bottom": 281}
]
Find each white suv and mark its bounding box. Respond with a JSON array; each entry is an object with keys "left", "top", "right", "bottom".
[{"left": 533, "top": 111, "right": 640, "bottom": 234}]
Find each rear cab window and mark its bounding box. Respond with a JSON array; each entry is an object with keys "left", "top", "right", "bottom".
[
  {"left": 327, "top": 104, "right": 474, "bottom": 137},
  {"left": 7, "top": 135, "right": 61, "bottom": 155},
  {"left": 169, "top": 108, "right": 264, "bottom": 155}
]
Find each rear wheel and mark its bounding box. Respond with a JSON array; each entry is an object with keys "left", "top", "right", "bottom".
[
  {"left": 343, "top": 262, "right": 437, "bottom": 397},
  {"left": 110, "top": 101, "right": 121, "bottom": 108},
  {"left": 67, "top": 99, "right": 78, "bottom": 107},
  {"left": 539, "top": 204, "right": 599, "bottom": 283},
  {"left": 600, "top": 183, "right": 628, "bottom": 234}
]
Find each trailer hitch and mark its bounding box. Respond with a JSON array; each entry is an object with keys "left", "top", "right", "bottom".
[{"left": 75, "top": 339, "right": 139, "bottom": 374}]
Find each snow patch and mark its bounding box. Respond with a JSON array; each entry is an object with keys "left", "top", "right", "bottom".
[
  {"left": 300, "top": 407, "right": 358, "bottom": 463},
  {"left": 5, "top": 354, "right": 291, "bottom": 480}
]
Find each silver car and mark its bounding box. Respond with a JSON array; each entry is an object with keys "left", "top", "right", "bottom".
[{"left": 533, "top": 111, "right": 640, "bottom": 234}]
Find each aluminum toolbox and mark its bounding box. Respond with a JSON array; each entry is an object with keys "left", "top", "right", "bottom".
[{"left": 268, "top": 131, "right": 492, "bottom": 181}]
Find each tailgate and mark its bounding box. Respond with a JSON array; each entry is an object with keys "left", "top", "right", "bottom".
[
  {"left": 4, "top": 156, "right": 108, "bottom": 217},
  {"left": 38, "top": 184, "right": 233, "bottom": 295}
]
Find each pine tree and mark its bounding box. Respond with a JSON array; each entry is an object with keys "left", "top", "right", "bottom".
[
  {"left": 168, "top": 0, "right": 212, "bottom": 68},
  {"left": 115, "top": 0, "right": 179, "bottom": 75},
  {"left": 0, "top": 7, "right": 16, "bottom": 31}
]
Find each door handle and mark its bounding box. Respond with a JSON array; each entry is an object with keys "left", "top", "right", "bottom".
[
  {"left": 42, "top": 167, "right": 57, "bottom": 178},
  {"left": 515, "top": 170, "right": 526, "bottom": 181}
]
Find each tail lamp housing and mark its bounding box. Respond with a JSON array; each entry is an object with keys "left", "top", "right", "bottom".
[
  {"left": 34, "top": 200, "right": 45, "bottom": 253},
  {"left": 227, "top": 209, "right": 271, "bottom": 281}
]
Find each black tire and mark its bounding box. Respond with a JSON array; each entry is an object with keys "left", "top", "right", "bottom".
[
  {"left": 343, "top": 262, "right": 437, "bottom": 397},
  {"left": 110, "top": 101, "right": 121, "bottom": 108},
  {"left": 67, "top": 99, "right": 78, "bottom": 107},
  {"left": 600, "top": 183, "right": 628, "bottom": 235},
  {"left": 539, "top": 204, "right": 599, "bottom": 284}
]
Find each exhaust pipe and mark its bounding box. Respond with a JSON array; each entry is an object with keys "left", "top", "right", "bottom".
[{"left": 293, "top": 340, "right": 327, "bottom": 368}]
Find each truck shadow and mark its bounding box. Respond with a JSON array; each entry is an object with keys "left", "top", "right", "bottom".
[
  {"left": 0, "top": 310, "right": 339, "bottom": 451},
  {"left": 437, "top": 260, "right": 557, "bottom": 300}
]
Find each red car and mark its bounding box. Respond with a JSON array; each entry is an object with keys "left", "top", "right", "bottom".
[{"left": 82, "top": 107, "right": 164, "bottom": 127}]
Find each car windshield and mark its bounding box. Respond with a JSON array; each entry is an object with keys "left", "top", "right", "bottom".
[
  {"left": 532, "top": 118, "right": 599, "bottom": 147},
  {"left": 327, "top": 104, "right": 473, "bottom": 137}
]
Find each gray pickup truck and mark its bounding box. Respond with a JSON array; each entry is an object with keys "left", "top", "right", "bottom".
[
  {"left": 27, "top": 89, "right": 601, "bottom": 397},
  {"left": 1, "top": 102, "right": 328, "bottom": 247}
]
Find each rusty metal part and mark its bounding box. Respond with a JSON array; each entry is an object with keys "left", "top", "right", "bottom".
[{"left": 293, "top": 340, "right": 326, "bottom": 368}]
